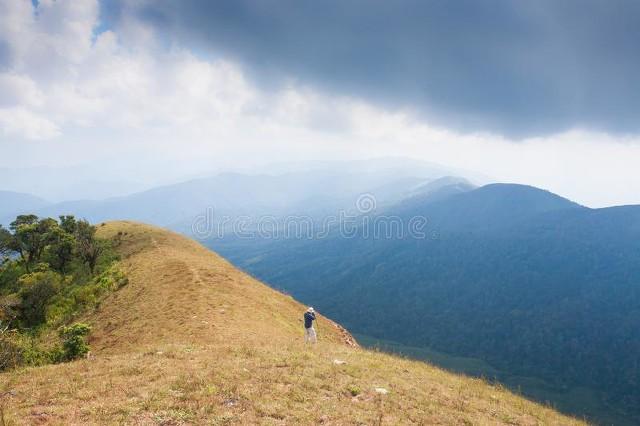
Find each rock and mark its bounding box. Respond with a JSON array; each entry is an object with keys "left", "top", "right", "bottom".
[
  {"left": 223, "top": 398, "right": 238, "bottom": 407},
  {"left": 333, "top": 359, "right": 347, "bottom": 365},
  {"left": 374, "top": 387, "right": 389, "bottom": 395}
]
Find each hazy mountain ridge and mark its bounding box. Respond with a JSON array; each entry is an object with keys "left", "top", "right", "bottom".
[
  {"left": 0, "top": 190, "right": 50, "bottom": 223},
  {"left": 404, "top": 176, "right": 477, "bottom": 202},
  {"left": 0, "top": 166, "right": 150, "bottom": 202},
  {"left": 3, "top": 159, "right": 474, "bottom": 230},
  {"left": 394, "top": 183, "right": 585, "bottom": 232}
]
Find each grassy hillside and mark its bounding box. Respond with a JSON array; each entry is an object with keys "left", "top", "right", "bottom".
[
  {"left": 0, "top": 222, "right": 584, "bottom": 424},
  {"left": 211, "top": 184, "right": 640, "bottom": 423}
]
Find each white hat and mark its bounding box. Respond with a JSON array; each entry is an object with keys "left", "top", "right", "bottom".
[{"left": 308, "top": 307, "right": 314, "bottom": 312}]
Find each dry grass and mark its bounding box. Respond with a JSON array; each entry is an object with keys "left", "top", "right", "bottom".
[{"left": 0, "top": 221, "right": 586, "bottom": 425}]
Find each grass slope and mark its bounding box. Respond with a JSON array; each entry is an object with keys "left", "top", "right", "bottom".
[{"left": 0, "top": 222, "right": 585, "bottom": 425}]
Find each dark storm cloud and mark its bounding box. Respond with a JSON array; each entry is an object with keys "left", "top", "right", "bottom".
[{"left": 110, "top": 0, "right": 640, "bottom": 138}]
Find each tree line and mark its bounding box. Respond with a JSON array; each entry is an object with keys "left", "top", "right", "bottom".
[
  {"left": 0, "top": 215, "right": 102, "bottom": 275},
  {"left": 0, "top": 215, "right": 125, "bottom": 369}
]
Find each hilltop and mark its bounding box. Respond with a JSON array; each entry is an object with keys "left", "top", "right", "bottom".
[{"left": 1, "top": 222, "right": 583, "bottom": 424}]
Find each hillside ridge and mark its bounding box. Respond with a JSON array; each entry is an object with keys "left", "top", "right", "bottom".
[{"left": 0, "top": 221, "right": 584, "bottom": 425}]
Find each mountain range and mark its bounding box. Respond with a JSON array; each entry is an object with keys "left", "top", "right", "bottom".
[
  {"left": 0, "top": 190, "right": 49, "bottom": 221},
  {"left": 3, "top": 160, "right": 640, "bottom": 423},
  {"left": 1, "top": 221, "right": 582, "bottom": 425},
  {"left": 0, "top": 159, "right": 476, "bottom": 229},
  {"left": 207, "top": 180, "right": 640, "bottom": 425}
]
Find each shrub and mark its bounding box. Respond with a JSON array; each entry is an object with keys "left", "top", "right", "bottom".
[
  {"left": 17, "top": 270, "right": 62, "bottom": 328},
  {"left": 46, "top": 265, "right": 127, "bottom": 326},
  {"left": 0, "top": 328, "right": 53, "bottom": 369},
  {"left": 59, "top": 323, "right": 91, "bottom": 361},
  {"left": 93, "top": 264, "right": 128, "bottom": 292},
  {"left": 347, "top": 384, "right": 361, "bottom": 397},
  {"left": 0, "top": 262, "right": 25, "bottom": 295},
  {"left": 0, "top": 325, "right": 21, "bottom": 371},
  {"left": 17, "top": 335, "right": 52, "bottom": 366}
]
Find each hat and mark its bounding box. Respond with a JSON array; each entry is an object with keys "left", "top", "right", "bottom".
[{"left": 307, "top": 307, "right": 314, "bottom": 312}]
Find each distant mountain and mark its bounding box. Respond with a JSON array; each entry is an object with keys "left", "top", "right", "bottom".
[
  {"left": 31, "top": 160, "right": 478, "bottom": 232},
  {"left": 0, "top": 190, "right": 50, "bottom": 224},
  {"left": 207, "top": 183, "right": 640, "bottom": 424},
  {"left": 256, "top": 157, "right": 491, "bottom": 184},
  {"left": 401, "top": 176, "right": 476, "bottom": 205},
  {"left": 0, "top": 158, "right": 480, "bottom": 204},
  {"left": 394, "top": 183, "right": 583, "bottom": 232},
  {"left": 0, "top": 166, "right": 148, "bottom": 201}
]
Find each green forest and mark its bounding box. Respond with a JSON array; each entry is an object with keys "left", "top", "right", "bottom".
[{"left": 0, "top": 215, "right": 126, "bottom": 369}]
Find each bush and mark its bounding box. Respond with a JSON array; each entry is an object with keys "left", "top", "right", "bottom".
[
  {"left": 17, "top": 335, "right": 52, "bottom": 366},
  {"left": 18, "top": 270, "right": 62, "bottom": 328},
  {"left": 0, "top": 262, "right": 25, "bottom": 295},
  {"left": 46, "top": 265, "right": 127, "bottom": 326},
  {"left": 0, "top": 328, "right": 52, "bottom": 369},
  {"left": 59, "top": 323, "right": 91, "bottom": 361},
  {"left": 0, "top": 325, "right": 21, "bottom": 371},
  {"left": 93, "top": 264, "right": 128, "bottom": 292},
  {"left": 347, "top": 384, "right": 361, "bottom": 397}
]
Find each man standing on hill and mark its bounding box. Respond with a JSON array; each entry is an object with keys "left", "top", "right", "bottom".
[{"left": 304, "top": 307, "right": 317, "bottom": 344}]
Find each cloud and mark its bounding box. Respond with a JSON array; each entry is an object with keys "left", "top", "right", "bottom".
[
  {"left": 0, "top": 73, "right": 44, "bottom": 107},
  {"left": 0, "top": 107, "right": 60, "bottom": 140},
  {"left": 114, "top": 0, "right": 640, "bottom": 138},
  {"left": 0, "top": 0, "right": 100, "bottom": 139},
  {"left": 0, "top": 0, "right": 639, "bottom": 208},
  {"left": 0, "top": 0, "right": 369, "bottom": 144}
]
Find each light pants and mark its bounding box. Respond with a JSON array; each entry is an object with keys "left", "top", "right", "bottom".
[{"left": 304, "top": 326, "right": 317, "bottom": 344}]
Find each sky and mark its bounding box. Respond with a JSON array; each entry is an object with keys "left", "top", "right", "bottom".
[{"left": 1, "top": 0, "right": 640, "bottom": 207}]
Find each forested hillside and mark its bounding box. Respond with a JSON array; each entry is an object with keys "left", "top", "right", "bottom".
[
  {"left": 0, "top": 215, "right": 124, "bottom": 370},
  {"left": 210, "top": 183, "right": 640, "bottom": 424}
]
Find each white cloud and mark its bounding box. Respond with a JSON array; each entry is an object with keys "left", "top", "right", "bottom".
[
  {"left": 0, "top": 73, "right": 44, "bottom": 107},
  {"left": 0, "top": 0, "right": 639, "bottom": 208},
  {"left": 0, "top": 107, "right": 60, "bottom": 140}
]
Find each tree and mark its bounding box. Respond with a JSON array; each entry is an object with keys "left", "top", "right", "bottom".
[
  {"left": 59, "top": 323, "right": 91, "bottom": 361},
  {"left": 59, "top": 215, "right": 77, "bottom": 235},
  {"left": 75, "top": 220, "right": 102, "bottom": 274},
  {"left": 9, "top": 216, "right": 57, "bottom": 272},
  {"left": 0, "top": 225, "right": 13, "bottom": 264},
  {"left": 17, "top": 270, "right": 61, "bottom": 327},
  {"left": 46, "top": 226, "right": 76, "bottom": 273}
]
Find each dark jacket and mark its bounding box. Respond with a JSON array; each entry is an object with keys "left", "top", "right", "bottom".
[{"left": 304, "top": 311, "right": 316, "bottom": 329}]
